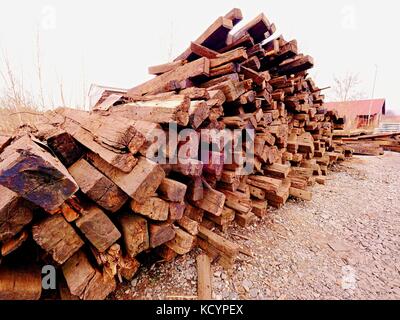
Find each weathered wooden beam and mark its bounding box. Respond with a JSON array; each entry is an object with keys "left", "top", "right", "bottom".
[
  {"left": 189, "top": 101, "right": 210, "bottom": 129},
  {"left": 165, "top": 227, "right": 196, "bottom": 255},
  {"left": 45, "top": 129, "right": 85, "bottom": 167},
  {"left": 148, "top": 60, "right": 186, "bottom": 76},
  {"left": 68, "top": 159, "right": 128, "bottom": 213},
  {"left": 87, "top": 153, "right": 165, "bottom": 204},
  {"left": 0, "top": 185, "right": 33, "bottom": 242},
  {"left": 108, "top": 94, "right": 191, "bottom": 126},
  {"left": 62, "top": 250, "right": 96, "bottom": 297},
  {"left": 131, "top": 197, "right": 169, "bottom": 221},
  {"left": 119, "top": 214, "right": 149, "bottom": 258},
  {"left": 231, "top": 13, "right": 273, "bottom": 44},
  {"left": 128, "top": 58, "right": 210, "bottom": 96},
  {"left": 193, "top": 186, "right": 225, "bottom": 216},
  {"left": 75, "top": 205, "right": 121, "bottom": 252},
  {"left": 198, "top": 225, "right": 239, "bottom": 258},
  {"left": 0, "top": 135, "right": 79, "bottom": 212},
  {"left": 196, "top": 254, "right": 212, "bottom": 300},
  {"left": 49, "top": 113, "right": 137, "bottom": 173},
  {"left": 176, "top": 215, "right": 199, "bottom": 236},
  {"left": 224, "top": 8, "right": 243, "bottom": 26},
  {"left": 175, "top": 17, "right": 233, "bottom": 61},
  {"left": 158, "top": 178, "right": 187, "bottom": 202},
  {"left": 148, "top": 222, "right": 175, "bottom": 248},
  {"left": 0, "top": 267, "right": 42, "bottom": 300},
  {"left": 56, "top": 108, "right": 146, "bottom": 154},
  {"left": 210, "top": 48, "right": 248, "bottom": 69},
  {"left": 32, "top": 215, "right": 84, "bottom": 264},
  {"left": 190, "top": 42, "right": 219, "bottom": 59}
]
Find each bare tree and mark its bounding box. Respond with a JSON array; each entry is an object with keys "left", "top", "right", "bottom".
[{"left": 331, "top": 73, "right": 366, "bottom": 101}]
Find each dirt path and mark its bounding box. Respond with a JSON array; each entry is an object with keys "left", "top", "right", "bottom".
[{"left": 112, "top": 152, "right": 400, "bottom": 300}]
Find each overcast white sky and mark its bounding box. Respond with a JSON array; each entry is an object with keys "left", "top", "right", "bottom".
[{"left": 0, "top": 0, "right": 399, "bottom": 113}]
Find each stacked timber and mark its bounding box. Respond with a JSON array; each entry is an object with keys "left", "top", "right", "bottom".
[
  {"left": 0, "top": 8, "right": 353, "bottom": 300},
  {"left": 336, "top": 132, "right": 400, "bottom": 156}
]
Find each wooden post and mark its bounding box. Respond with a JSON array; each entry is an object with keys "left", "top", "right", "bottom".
[{"left": 196, "top": 254, "right": 212, "bottom": 300}]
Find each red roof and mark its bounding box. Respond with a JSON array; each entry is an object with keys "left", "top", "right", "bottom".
[{"left": 325, "top": 99, "right": 386, "bottom": 119}]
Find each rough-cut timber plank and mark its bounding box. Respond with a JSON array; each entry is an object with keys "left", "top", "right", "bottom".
[
  {"left": 63, "top": 251, "right": 116, "bottom": 300},
  {"left": 277, "top": 55, "right": 314, "bottom": 75},
  {"left": 0, "top": 185, "right": 33, "bottom": 242},
  {"left": 231, "top": 13, "right": 273, "bottom": 44},
  {"left": 224, "top": 8, "right": 243, "bottom": 26},
  {"left": 87, "top": 153, "right": 165, "bottom": 204},
  {"left": 128, "top": 58, "right": 210, "bottom": 96},
  {"left": 158, "top": 178, "right": 187, "bottom": 202},
  {"left": 32, "top": 215, "right": 84, "bottom": 264},
  {"left": 193, "top": 186, "right": 225, "bottom": 216},
  {"left": 210, "top": 48, "right": 248, "bottom": 68},
  {"left": 119, "top": 214, "right": 149, "bottom": 258},
  {"left": 196, "top": 254, "right": 212, "bottom": 300},
  {"left": 220, "top": 33, "right": 254, "bottom": 53},
  {"left": 108, "top": 95, "right": 191, "bottom": 126},
  {"left": 56, "top": 108, "right": 146, "bottom": 154},
  {"left": 148, "top": 60, "right": 186, "bottom": 76},
  {"left": 0, "top": 135, "right": 79, "bottom": 212},
  {"left": 198, "top": 225, "right": 239, "bottom": 258},
  {"left": 289, "top": 187, "right": 312, "bottom": 201},
  {"left": 58, "top": 277, "right": 79, "bottom": 300},
  {"left": 184, "top": 204, "right": 204, "bottom": 223},
  {"left": 49, "top": 113, "right": 137, "bottom": 173},
  {"left": 148, "top": 222, "right": 176, "bottom": 248},
  {"left": 221, "top": 190, "right": 252, "bottom": 214},
  {"left": 68, "top": 159, "right": 128, "bottom": 213},
  {"left": 82, "top": 271, "right": 116, "bottom": 300},
  {"left": 180, "top": 87, "right": 210, "bottom": 100},
  {"left": 0, "top": 267, "right": 42, "bottom": 300},
  {"left": 62, "top": 250, "right": 96, "bottom": 297},
  {"left": 75, "top": 205, "right": 121, "bottom": 252},
  {"left": 190, "top": 42, "right": 219, "bottom": 59},
  {"left": 165, "top": 227, "right": 196, "bottom": 255},
  {"left": 189, "top": 101, "right": 211, "bottom": 129},
  {"left": 169, "top": 202, "right": 186, "bottom": 220},
  {"left": 45, "top": 130, "right": 85, "bottom": 167},
  {"left": 175, "top": 17, "right": 233, "bottom": 61},
  {"left": 131, "top": 197, "right": 169, "bottom": 221},
  {"left": 247, "top": 175, "right": 282, "bottom": 193},
  {"left": 177, "top": 215, "right": 199, "bottom": 236}
]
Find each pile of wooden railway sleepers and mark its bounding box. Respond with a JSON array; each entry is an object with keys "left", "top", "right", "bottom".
[
  {"left": 334, "top": 132, "right": 400, "bottom": 156},
  {"left": 0, "top": 8, "right": 351, "bottom": 300}
]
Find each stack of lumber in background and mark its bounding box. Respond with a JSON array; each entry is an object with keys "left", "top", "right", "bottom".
[
  {"left": 334, "top": 132, "right": 400, "bottom": 156},
  {"left": 0, "top": 8, "right": 353, "bottom": 300}
]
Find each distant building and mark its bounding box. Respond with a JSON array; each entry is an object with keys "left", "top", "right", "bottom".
[{"left": 325, "top": 99, "right": 386, "bottom": 132}]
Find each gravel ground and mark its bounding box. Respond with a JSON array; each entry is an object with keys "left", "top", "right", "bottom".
[{"left": 111, "top": 152, "right": 400, "bottom": 300}]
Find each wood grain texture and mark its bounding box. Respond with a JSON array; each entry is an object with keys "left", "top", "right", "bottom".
[
  {"left": 68, "top": 159, "right": 128, "bottom": 213},
  {"left": 32, "top": 215, "right": 84, "bottom": 264},
  {"left": 0, "top": 135, "right": 79, "bottom": 212}
]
